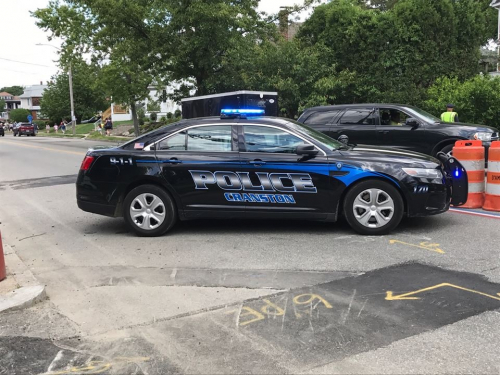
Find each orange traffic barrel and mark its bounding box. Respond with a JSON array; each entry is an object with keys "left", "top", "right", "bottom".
[
  {"left": 483, "top": 141, "right": 500, "bottom": 211},
  {"left": 453, "top": 140, "right": 485, "bottom": 208}
]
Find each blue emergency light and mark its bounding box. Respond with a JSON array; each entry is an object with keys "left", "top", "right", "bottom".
[{"left": 221, "top": 108, "right": 265, "bottom": 117}]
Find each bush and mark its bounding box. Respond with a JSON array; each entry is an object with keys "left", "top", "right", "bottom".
[
  {"left": 167, "top": 112, "right": 173, "bottom": 119},
  {"left": 139, "top": 117, "right": 145, "bottom": 126},
  {"left": 174, "top": 109, "right": 181, "bottom": 118},
  {"left": 9, "top": 108, "right": 31, "bottom": 122},
  {"left": 160, "top": 116, "right": 167, "bottom": 124},
  {"left": 150, "top": 112, "right": 158, "bottom": 121},
  {"left": 137, "top": 107, "right": 145, "bottom": 120},
  {"left": 424, "top": 75, "right": 500, "bottom": 130}
]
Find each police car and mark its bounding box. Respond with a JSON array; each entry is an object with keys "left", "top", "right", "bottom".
[{"left": 76, "top": 109, "right": 468, "bottom": 236}]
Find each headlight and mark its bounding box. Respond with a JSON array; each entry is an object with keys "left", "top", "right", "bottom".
[
  {"left": 402, "top": 168, "right": 443, "bottom": 180},
  {"left": 473, "top": 132, "right": 492, "bottom": 142}
]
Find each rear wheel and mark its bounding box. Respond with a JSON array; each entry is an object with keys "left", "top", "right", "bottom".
[
  {"left": 343, "top": 180, "right": 404, "bottom": 235},
  {"left": 123, "top": 184, "right": 176, "bottom": 237}
]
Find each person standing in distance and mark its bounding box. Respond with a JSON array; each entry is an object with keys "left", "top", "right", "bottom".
[{"left": 441, "top": 104, "right": 459, "bottom": 123}]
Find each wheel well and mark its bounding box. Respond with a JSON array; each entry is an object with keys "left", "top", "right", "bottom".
[
  {"left": 337, "top": 177, "right": 408, "bottom": 218},
  {"left": 431, "top": 139, "right": 460, "bottom": 156},
  {"left": 116, "top": 179, "right": 178, "bottom": 217}
]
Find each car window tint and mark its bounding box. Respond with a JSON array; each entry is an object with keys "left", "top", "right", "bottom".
[
  {"left": 158, "top": 131, "right": 186, "bottom": 150},
  {"left": 339, "top": 109, "right": 375, "bottom": 125},
  {"left": 379, "top": 108, "right": 410, "bottom": 126},
  {"left": 244, "top": 125, "right": 306, "bottom": 153},
  {"left": 187, "top": 125, "right": 232, "bottom": 152},
  {"left": 303, "top": 110, "right": 340, "bottom": 125}
]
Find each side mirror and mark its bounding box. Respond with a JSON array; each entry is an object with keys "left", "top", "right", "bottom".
[
  {"left": 296, "top": 144, "right": 318, "bottom": 157},
  {"left": 406, "top": 118, "right": 420, "bottom": 128}
]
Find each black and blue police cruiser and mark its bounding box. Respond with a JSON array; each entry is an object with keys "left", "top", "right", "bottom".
[{"left": 76, "top": 109, "right": 468, "bottom": 236}]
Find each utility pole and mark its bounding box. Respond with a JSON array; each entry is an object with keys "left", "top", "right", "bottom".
[{"left": 36, "top": 43, "right": 76, "bottom": 134}]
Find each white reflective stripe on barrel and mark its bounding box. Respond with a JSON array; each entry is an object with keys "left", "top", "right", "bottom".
[
  {"left": 486, "top": 183, "right": 500, "bottom": 196},
  {"left": 459, "top": 160, "right": 485, "bottom": 171},
  {"left": 488, "top": 161, "right": 500, "bottom": 173},
  {"left": 469, "top": 182, "right": 485, "bottom": 193}
]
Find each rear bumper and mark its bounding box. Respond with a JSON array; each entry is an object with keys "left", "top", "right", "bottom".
[{"left": 77, "top": 198, "right": 117, "bottom": 217}]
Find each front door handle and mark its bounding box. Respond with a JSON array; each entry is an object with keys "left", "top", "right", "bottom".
[
  {"left": 165, "top": 158, "right": 182, "bottom": 164},
  {"left": 249, "top": 160, "right": 266, "bottom": 165}
]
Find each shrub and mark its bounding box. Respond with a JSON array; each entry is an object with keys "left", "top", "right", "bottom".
[
  {"left": 160, "top": 116, "right": 167, "bottom": 124},
  {"left": 167, "top": 112, "right": 173, "bottom": 119},
  {"left": 150, "top": 112, "right": 158, "bottom": 121},
  {"left": 9, "top": 108, "right": 31, "bottom": 122},
  {"left": 139, "top": 117, "right": 145, "bottom": 126},
  {"left": 174, "top": 109, "right": 181, "bottom": 118}
]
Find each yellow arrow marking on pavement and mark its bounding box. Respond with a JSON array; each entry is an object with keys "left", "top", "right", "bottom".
[
  {"left": 386, "top": 283, "right": 500, "bottom": 301},
  {"left": 0, "top": 140, "right": 84, "bottom": 156},
  {"left": 389, "top": 239, "right": 445, "bottom": 254}
]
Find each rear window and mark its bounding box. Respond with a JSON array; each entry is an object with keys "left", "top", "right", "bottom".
[
  {"left": 303, "top": 110, "right": 341, "bottom": 125},
  {"left": 339, "top": 109, "right": 376, "bottom": 125}
]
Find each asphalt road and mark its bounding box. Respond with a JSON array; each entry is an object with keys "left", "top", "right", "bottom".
[{"left": 1, "top": 134, "right": 500, "bottom": 374}]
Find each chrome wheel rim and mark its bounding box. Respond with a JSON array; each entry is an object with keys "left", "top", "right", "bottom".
[
  {"left": 129, "top": 193, "right": 166, "bottom": 230},
  {"left": 353, "top": 188, "right": 395, "bottom": 229}
]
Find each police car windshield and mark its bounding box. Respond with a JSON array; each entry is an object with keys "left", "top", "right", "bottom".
[{"left": 285, "top": 119, "right": 343, "bottom": 150}]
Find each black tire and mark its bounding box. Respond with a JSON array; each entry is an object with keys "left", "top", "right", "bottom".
[
  {"left": 438, "top": 144, "right": 453, "bottom": 157},
  {"left": 343, "top": 179, "right": 404, "bottom": 235},
  {"left": 123, "top": 184, "right": 176, "bottom": 237}
]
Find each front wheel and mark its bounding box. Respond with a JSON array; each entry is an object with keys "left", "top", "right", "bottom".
[
  {"left": 438, "top": 144, "right": 453, "bottom": 157},
  {"left": 343, "top": 180, "right": 404, "bottom": 235},
  {"left": 123, "top": 184, "right": 177, "bottom": 237}
]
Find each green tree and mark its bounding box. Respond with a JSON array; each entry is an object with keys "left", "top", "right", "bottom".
[
  {"left": 0, "top": 99, "right": 5, "bottom": 112},
  {"left": 9, "top": 109, "right": 31, "bottom": 122},
  {"left": 0, "top": 86, "right": 24, "bottom": 96},
  {"left": 424, "top": 75, "right": 500, "bottom": 129},
  {"left": 40, "top": 60, "right": 108, "bottom": 124}
]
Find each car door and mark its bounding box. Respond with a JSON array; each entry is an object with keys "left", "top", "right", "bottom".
[
  {"left": 237, "top": 124, "right": 334, "bottom": 217},
  {"left": 330, "top": 108, "right": 377, "bottom": 145},
  {"left": 154, "top": 124, "right": 245, "bottom": 215},
  {"left": 374, "top": 107, "right": 430, "bottom": 153},
  {"left": 300, "top": 109, "right": 342, "bottom": 138}
]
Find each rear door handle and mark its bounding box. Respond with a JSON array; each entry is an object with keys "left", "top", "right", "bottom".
[
  {"left": 249, "top": 160, "right": 266, "bottom": 165},
  {"left": 165, "top": 158, "right": 182, "bottom": 164}
]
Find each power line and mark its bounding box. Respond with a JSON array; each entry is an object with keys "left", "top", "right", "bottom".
[{"left": 0, "top": 57, "right": 52, "bottom": 68}]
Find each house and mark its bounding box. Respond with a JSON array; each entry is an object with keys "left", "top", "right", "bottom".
[
  {"left": 108, "top": 84, "right": 183, "bottom": 122},
  {"left": 0, "top": 91, "right": 21, "bottom": 112},
  {"left": 19, "top": 84, "right": 47, "bottom": 120}
]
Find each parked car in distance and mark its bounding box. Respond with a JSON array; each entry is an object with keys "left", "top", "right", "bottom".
[
  {"left": 297, "top": 104, "right": 499, "bottom": 157},
  {"left": 14, "top": 122, "right": 37, "bottom": 136},
  {"left": 0, "top": 125, "right": 4, "bottom": 137}
]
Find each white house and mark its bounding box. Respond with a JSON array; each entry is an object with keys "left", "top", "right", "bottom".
[
  {"left": 19, "top": 84, "right": 47, "bottom": 120},
  {"left": 110, "top": 83, "right": 183, "bottom": 122}
]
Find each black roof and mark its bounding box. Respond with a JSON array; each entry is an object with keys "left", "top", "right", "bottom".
[{"left": 303, "top": 104, "right": 415, "bottom": 111}]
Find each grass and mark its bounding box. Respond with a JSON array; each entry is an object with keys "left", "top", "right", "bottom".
[{"left": 86, "top": 132, "right": 130, "bottom": 143}]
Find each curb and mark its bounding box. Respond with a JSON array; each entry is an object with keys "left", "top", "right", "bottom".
[{"left": 0, "top": 243, "right": 46, "bottom": 313}]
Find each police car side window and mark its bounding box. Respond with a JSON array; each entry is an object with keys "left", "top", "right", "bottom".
[
  {"left": 187, "top": 125, "right": 232, "bottom": 152},
  {"left": 243, "top": 125, "right": 306, "bottom": 153},
  {"left": 158, "top": 131, "right": 187, "bottom": 150}
]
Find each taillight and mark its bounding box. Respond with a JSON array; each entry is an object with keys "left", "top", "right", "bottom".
[{"left": 80, "top": 156, "right": 95, "bottom": 171}]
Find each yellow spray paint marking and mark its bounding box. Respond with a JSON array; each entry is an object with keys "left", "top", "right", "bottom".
[
  {"left": 386, "top": 283, "right": 500, "bottom": 301},
  {"left": 260, "top": 299, "right": 285, "bottom": 316},
  {"left": 46, "top": 357, "right": 150, "bottom": 374},
  {"left": 293, "top": 294, "right": 333, "bottom": 309},
  {"left": 389, "top": 239, "right": 445, "bottom": 254},
  {"left": 225, "top": 306, "right": 265, "bottom": 326}
]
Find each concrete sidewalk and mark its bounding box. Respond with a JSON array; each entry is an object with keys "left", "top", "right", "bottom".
[{"left": 0, "top": 242, "right": 46, "bottom": 313}]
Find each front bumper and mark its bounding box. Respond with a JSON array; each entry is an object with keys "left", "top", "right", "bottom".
[{"left": 406, "top": 183, "right": 451, "bottom": 217}]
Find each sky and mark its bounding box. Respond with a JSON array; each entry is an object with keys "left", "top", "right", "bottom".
[{"left": 0, "top": 0, "right": 323, "bottom": 91}]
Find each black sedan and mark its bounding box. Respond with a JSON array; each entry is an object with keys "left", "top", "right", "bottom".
[
  {"left": 76, "top": 114, "right": 467, "bottom": 236},
  {"left": 298, "top": 104, "right": 499, "bottom": 157}
]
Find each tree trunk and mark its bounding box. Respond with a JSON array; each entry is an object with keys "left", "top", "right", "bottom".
[{"left": 130, "top": 100, "right": 140, "bottom": 136}]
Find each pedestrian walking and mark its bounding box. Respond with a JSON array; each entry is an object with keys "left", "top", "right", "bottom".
[
  {"left": 61, "top": 121, "right": 67, "bottom": 135},
  {"left": 54, "top": 124, "right": 59, "bottom": 133},
  {"left": 46, "top": 123, "right": 50, "bottom": 133},
  {"left": 105, "top": 117, "right": 113, "bottom": 136},
  {"left": 441, "top": 104, "right": 459, "bottom": 123}
]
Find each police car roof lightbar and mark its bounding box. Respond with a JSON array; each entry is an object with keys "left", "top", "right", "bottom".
[{"left": 220, "top": 108, "right": 265, "bottom": 119}]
